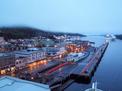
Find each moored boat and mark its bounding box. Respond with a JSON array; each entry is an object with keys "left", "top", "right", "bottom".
[{"left": 65, "top": 52, "right": 89, "bottom": 62}]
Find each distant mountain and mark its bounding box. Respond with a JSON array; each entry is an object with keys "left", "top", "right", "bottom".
[
  {"left": 0, "top": 27, "right": 85, "bottom": 40},
  {"left": 115, "top": 34, "right": 122, "bottom": 40},
  {"left": 0, "top": 27, "right": 52, "bottom": 40}
]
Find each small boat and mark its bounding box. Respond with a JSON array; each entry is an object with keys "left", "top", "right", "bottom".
[
  {"left": 65, "top": 52, "right": 89, "bottom": 62},
  {"left": 85, "top": 82, "right": 103, "bottom": 91}
]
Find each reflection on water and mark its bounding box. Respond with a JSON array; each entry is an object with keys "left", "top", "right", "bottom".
[{"left": 65, "top": 36, "right": 122, "bottom": 91}]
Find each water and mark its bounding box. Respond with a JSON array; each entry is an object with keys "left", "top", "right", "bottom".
[{"left": 65, "top": 36, "right": 122, "bottom": 91}]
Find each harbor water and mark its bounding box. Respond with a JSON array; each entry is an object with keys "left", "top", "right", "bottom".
[{"left": 65, "top": 36, "right": 122, "bottom": 91}]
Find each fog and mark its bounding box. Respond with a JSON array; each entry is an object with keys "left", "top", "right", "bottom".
[{"left": 0, "top": 0, "right": 122, "bottom": 34}]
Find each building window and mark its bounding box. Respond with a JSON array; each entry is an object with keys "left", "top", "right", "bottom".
[{"left": 1, "top": 70, "right": 6, "bottom": 74}]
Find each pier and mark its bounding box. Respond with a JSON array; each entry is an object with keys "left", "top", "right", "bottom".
[
  {"left": 70, "top": 42, "right": 109, "bottom": 83},
  {"left": 49, "top": 42, "right": 109, "bottom": 90}
]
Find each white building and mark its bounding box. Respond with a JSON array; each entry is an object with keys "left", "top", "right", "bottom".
[
  {"left": 14, "top": 48, "right": 46, "bottom": 68},
  {"left": 0, "top": 37, "right": 5, "bottom": 45},
  {"left": 66, "top": 52, "right": 85, "bottom": 62},
  {"left": 15, "top": 56, "right": 29, "bottom": 69},
  {"left": 0, "top": 76, "right": 50, "bottom": 91}
]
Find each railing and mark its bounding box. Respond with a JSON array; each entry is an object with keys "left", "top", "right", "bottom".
[
  {"left": 80, "top": 44, "right": 106, "bottom": 74},
  {"left": 45, "top": 62, "right": 74, "bottom": 75}
]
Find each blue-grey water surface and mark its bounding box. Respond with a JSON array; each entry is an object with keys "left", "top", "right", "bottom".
[{"left": 65, "top": 36, "right": 122, "bottom": 91}]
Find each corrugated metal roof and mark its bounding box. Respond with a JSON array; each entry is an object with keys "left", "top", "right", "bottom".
[{"left": 0, "top": 76, "right": 50, "bottom": 91}]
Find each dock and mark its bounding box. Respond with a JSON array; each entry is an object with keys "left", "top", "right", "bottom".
[
  {"left": 70, "top": 42, "right": 109, "bottom": 83},
  {"left": 41, "top": 42, "right": 109, "bottom": 90}
]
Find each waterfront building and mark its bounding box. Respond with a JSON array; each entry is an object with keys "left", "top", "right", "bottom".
[
  {"left": 0, "top": 53, "right": 15, "bottom": 75},
  {"left": 15, "top": 56, "right": 29, "bottom": 69},
  {"left": 14, "top": 48, "right": 46, "bottom": 64},
  {"left": 66, "top": 41, "right": 90, "bottom": 53},
  {"left": 0, "top": 47, "right": 46, "bottom": 75}
]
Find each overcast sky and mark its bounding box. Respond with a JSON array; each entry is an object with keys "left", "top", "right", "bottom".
[{"left": 0, "top": 0, "right": 122, "bottom": 34}]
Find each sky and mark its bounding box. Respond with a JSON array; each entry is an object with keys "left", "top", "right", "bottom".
[{"left": 0, "top": 0, "right": 122, "bottom": 34}]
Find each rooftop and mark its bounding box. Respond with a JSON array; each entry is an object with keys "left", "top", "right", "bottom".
[
  {"left": 0, "top": 53, "right": 14, "bottom": 58},
  {"left": 14, "top": 48, "right": 42, "bottom": 55},
  {"left": 0, "top": 76, "right": 50, "bottom": 91}
]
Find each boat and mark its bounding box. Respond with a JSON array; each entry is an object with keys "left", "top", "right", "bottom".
[
  {"left": 105, "top": 34, "right": 116, "bottom": 41},
  {"left": 65, "top": 52, "right": 89, "bottom": 62},
  {"left": 85, "top": 82, "right": 103, "bottom": 91}
]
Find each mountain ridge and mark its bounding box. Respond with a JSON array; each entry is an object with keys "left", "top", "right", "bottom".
[{"left": 0, "top": 26, "right": 85, "bottom": 40}]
